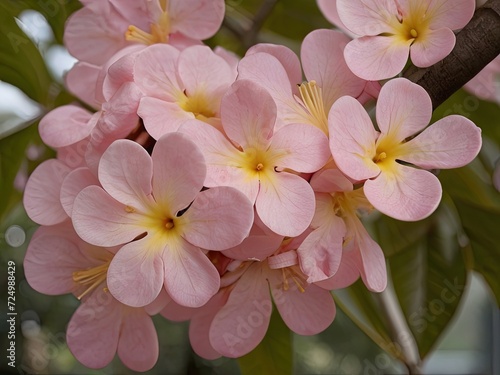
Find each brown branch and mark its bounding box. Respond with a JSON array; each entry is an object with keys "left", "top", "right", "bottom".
[
  {"left": 223, "top": 0, "right": 279, "bottom": 49},
  {"left": 404, "top": 0, "right": 500, "bottom": 110}
]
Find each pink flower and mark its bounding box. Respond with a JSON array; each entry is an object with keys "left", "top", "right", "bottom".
[
  {"left": 133, "top": 44, "right": 236, "bottom": 139},
  {"left": 237, "top": 29, "right": 367, "bottom": 134},
  {"left": 72, "top": 132, "right": 254, "bottom": 308},
  {"left": 329, "top": 78, "right": 482, "bottom": 221},
  {"left": 300, "top": 166, "right": 387, "bottom": 292},
  {"left": 190, "top": 237, "right": 336, "bottom": 358},
  {"left": 23, "top": 222, "right": 159, "bottom": 371},
  {"left": 180, "top": 79, "right": 331, "bottom": 237},
  {"left": 64, "top": 0, "right": 224, "bottom": 65},
  {"left": 337, "top": 0, "right": 476, "bottom": 80},
  {"left": 464, "top": 56, "right": 500, "bottom": 105}
]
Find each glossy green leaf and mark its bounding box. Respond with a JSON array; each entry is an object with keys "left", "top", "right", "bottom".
[
  {"left": 0, "top": 4, "right": 53, "bottom": 104},
  {"left": 238, "top": 308, "right": 293, "bottom": 375},
  {"left": 387, "top": 203, "right": 468, "bottom": 358},
  {"left": 333, "top": 282, "right": 397, "bottom": 358},
  {"left": 440, "top": 165, "right": 500, "bottom": 306}
]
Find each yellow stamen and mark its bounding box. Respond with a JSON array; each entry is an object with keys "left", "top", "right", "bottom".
[
  {"left": 410, "top": 28, "right": 418, "bottom": 38},
  {"left": 125, "top": 8, "right": 171, "bottom": 45},
  {"left": 125, "top": 25, "right": 157, "bottom": 45},
  {"left": 256, "top": 163, "right": 264, "bottom": 171},
  {"left": 72, "top": 262, "right": 110, "bottom": 300},
  {"left": 298, "top": 80, "right": 328, "bottom": 133},
  {"left": 280, "top": 267, "right": 307, "bottom": 293}
]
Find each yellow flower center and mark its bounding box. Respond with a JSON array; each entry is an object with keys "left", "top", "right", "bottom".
[
  {"left": 178, "top": 90, "right": 217, "bottom": 121},
  {"left": 389, "top": 3, "right": 430, "bottom": 44},
  {"left": 72, "top": 260, "right": 111, "bottom": 300},
  {"left": 298, "top": 80, "right": 329, "bottom": 134},
  {"left": 125, "top": 3, "right": 170, "bottom": 45}
]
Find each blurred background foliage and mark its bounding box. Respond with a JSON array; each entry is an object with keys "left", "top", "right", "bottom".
[{"left": 0, "top": 0, "right": 499, "bottom": 374}]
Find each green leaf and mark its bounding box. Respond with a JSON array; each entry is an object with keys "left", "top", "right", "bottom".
[
  {"left": 333, "top": 282, "right": 397, "bottom": 358},
  {"left": 238, "top": 308, "right": 293, "bottom": 375},
  {"left": 0, "top": 121, "right": 39, "bottom": 221},
  {"left": 440, "top": 165, "right": 500, "bottom": 305},
  {"left": 0, "top": 4, "right": 53, "bottom": 105},
  {"left": 1, "top": 0, "right": 82, "bottom": 45},
  {"left": 387, "top": 202, "right": 468, "bottom": 358}
]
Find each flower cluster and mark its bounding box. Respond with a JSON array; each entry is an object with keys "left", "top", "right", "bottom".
[{"left": 23, "top": 0, "right": 482, "bottom": 371}]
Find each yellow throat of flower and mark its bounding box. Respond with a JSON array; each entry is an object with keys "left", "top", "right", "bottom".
[
  {"left": 125, "top": 3, "right": 171, "bottom": 45},
  {"left": 298, "top": 80, "right": 329, "bottom": 134}
]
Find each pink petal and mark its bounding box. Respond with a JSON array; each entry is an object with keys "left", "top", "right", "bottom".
[
  {"left": 221, "top": 80, "right": 276, "bottom": 150},
  {"left": 189, "top": 290, "right": 228, "bottom": 360},
  {"left": 160, "top": 296, "right": 197, "bottom": 322},
  {"left": 215, "top": 46, "right": 239, "bottom": 72},
  {"left": 297, "top": 215, "right": 346, "bottom": 283},
  {"left": 139, "top": 97, "right": 193, "bottom": 139},
  {"left": 133, "top": 44, "right": 182, "bottom": 100},
  {"left": 118, "top": 308, "right": 159, "bottom": 372},
  {"left": 402, "top": 115, "right": 482, "bottom": 169},
  {"left": 24, "top": 223, "right": 89, "bottom": 295},
  {"left": 102, "top": 45, "right": 144, "bottom": 101},
  {"left": 310, "top": 168, "right": 353, "bottom": 193},
  {"left": 23, "top": 159, "right": 70, "bottom": 225},
  {"left": 256, "top": 172, "right": 315, "bottom": 237},
  {"left": 376, "top": 78, "right": 432, "bottom": 141},
  {"left": 178, "top": 45, "right": 233, "bottom": 97},
  {"left": 364, "top": 164, "right": 442, "bottom": 221},
  {"left": 209, "top": 264, "right": 271, "bottom": 358},
  {"left": 151, "top": 132, "right": 206, "bottom": 215},
  {"left": 317, "top": 0, "right": 354, "bottom": 35},
  {"left": 72, "top": 186, "right": 145, "bottom": 246},
  {"left": 315, "top": 249, "right": 360, "bottom": 290},
  {"left": 269, "top": 270, "right": 336, "bottom": 335},
  {"left": 98, "top": 139, "right": 153, "bottom": 209},
  {"left": 328, "top": 96, "right": 380, "bottom": 181},
  {"left": 336, "top": 0, "right": 397, "bottom": 36},
  {"left": 425, "top": 0, "right": 475, "bottom": 30},
  {"left": 169, "top": 0, "right": 224, "bottom": 40},
  {"left": 57, "top": 135, "right": 92, "bottom": 169},
  {"left": 100, "top": 81, "right": 143, "bottom": 127},
  {"left": 410, "top": 27, "right": 455, "bottom": 68},
  {"left": 344, "top": 36, "right": 411, "bottom": 80},
  {"left": 179, "top": 121, "right": 260, "bottom": 203},
  {"left": 144, "top": 288, "right": 170, "bottom": 315},
  {"left": 301, "top": 29, "right": 366, "bottom": 109},
  {"left": 181, "top": 186, "right": 253, "bottom": 250},
  {"left": 64, "top": 5, "right": 128, "bottom": 65},
  {"left": 271, "top": 123, "right": 330, "bottom": 173},
  {"left": 60, "top": 167, "right": 100, "bottom": 217},
  {"left": 162, "top": 239, "right": 220, "bottom": 308},
  {"left": 65, "top": 63, "right": 102, "bottom": 108},
  {"left": 246, "top": 44, "right": 302, "bottom": 90},
  {"left": 347, "top": 216, "right": 387, "bottom": 292},
  {"left": 107, "top": 237, "right": 165, "bottom": 307},
  {"left": 222, "top": 215, "right": 284, "bottom": 261},
  {"left": 236, "top": 53, "right": 296, "bottom": 130},
  {"left": 66, "top": 291, "right": 122, "bottom": 368}
]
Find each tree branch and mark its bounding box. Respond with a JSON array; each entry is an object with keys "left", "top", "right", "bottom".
[{"left": 404, "top": 0, "right": 500, "bottom": 110}]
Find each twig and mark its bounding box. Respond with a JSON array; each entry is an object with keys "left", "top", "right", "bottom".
[{"left": 223, "top": 0, "right": 279, "bottom": 49}]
